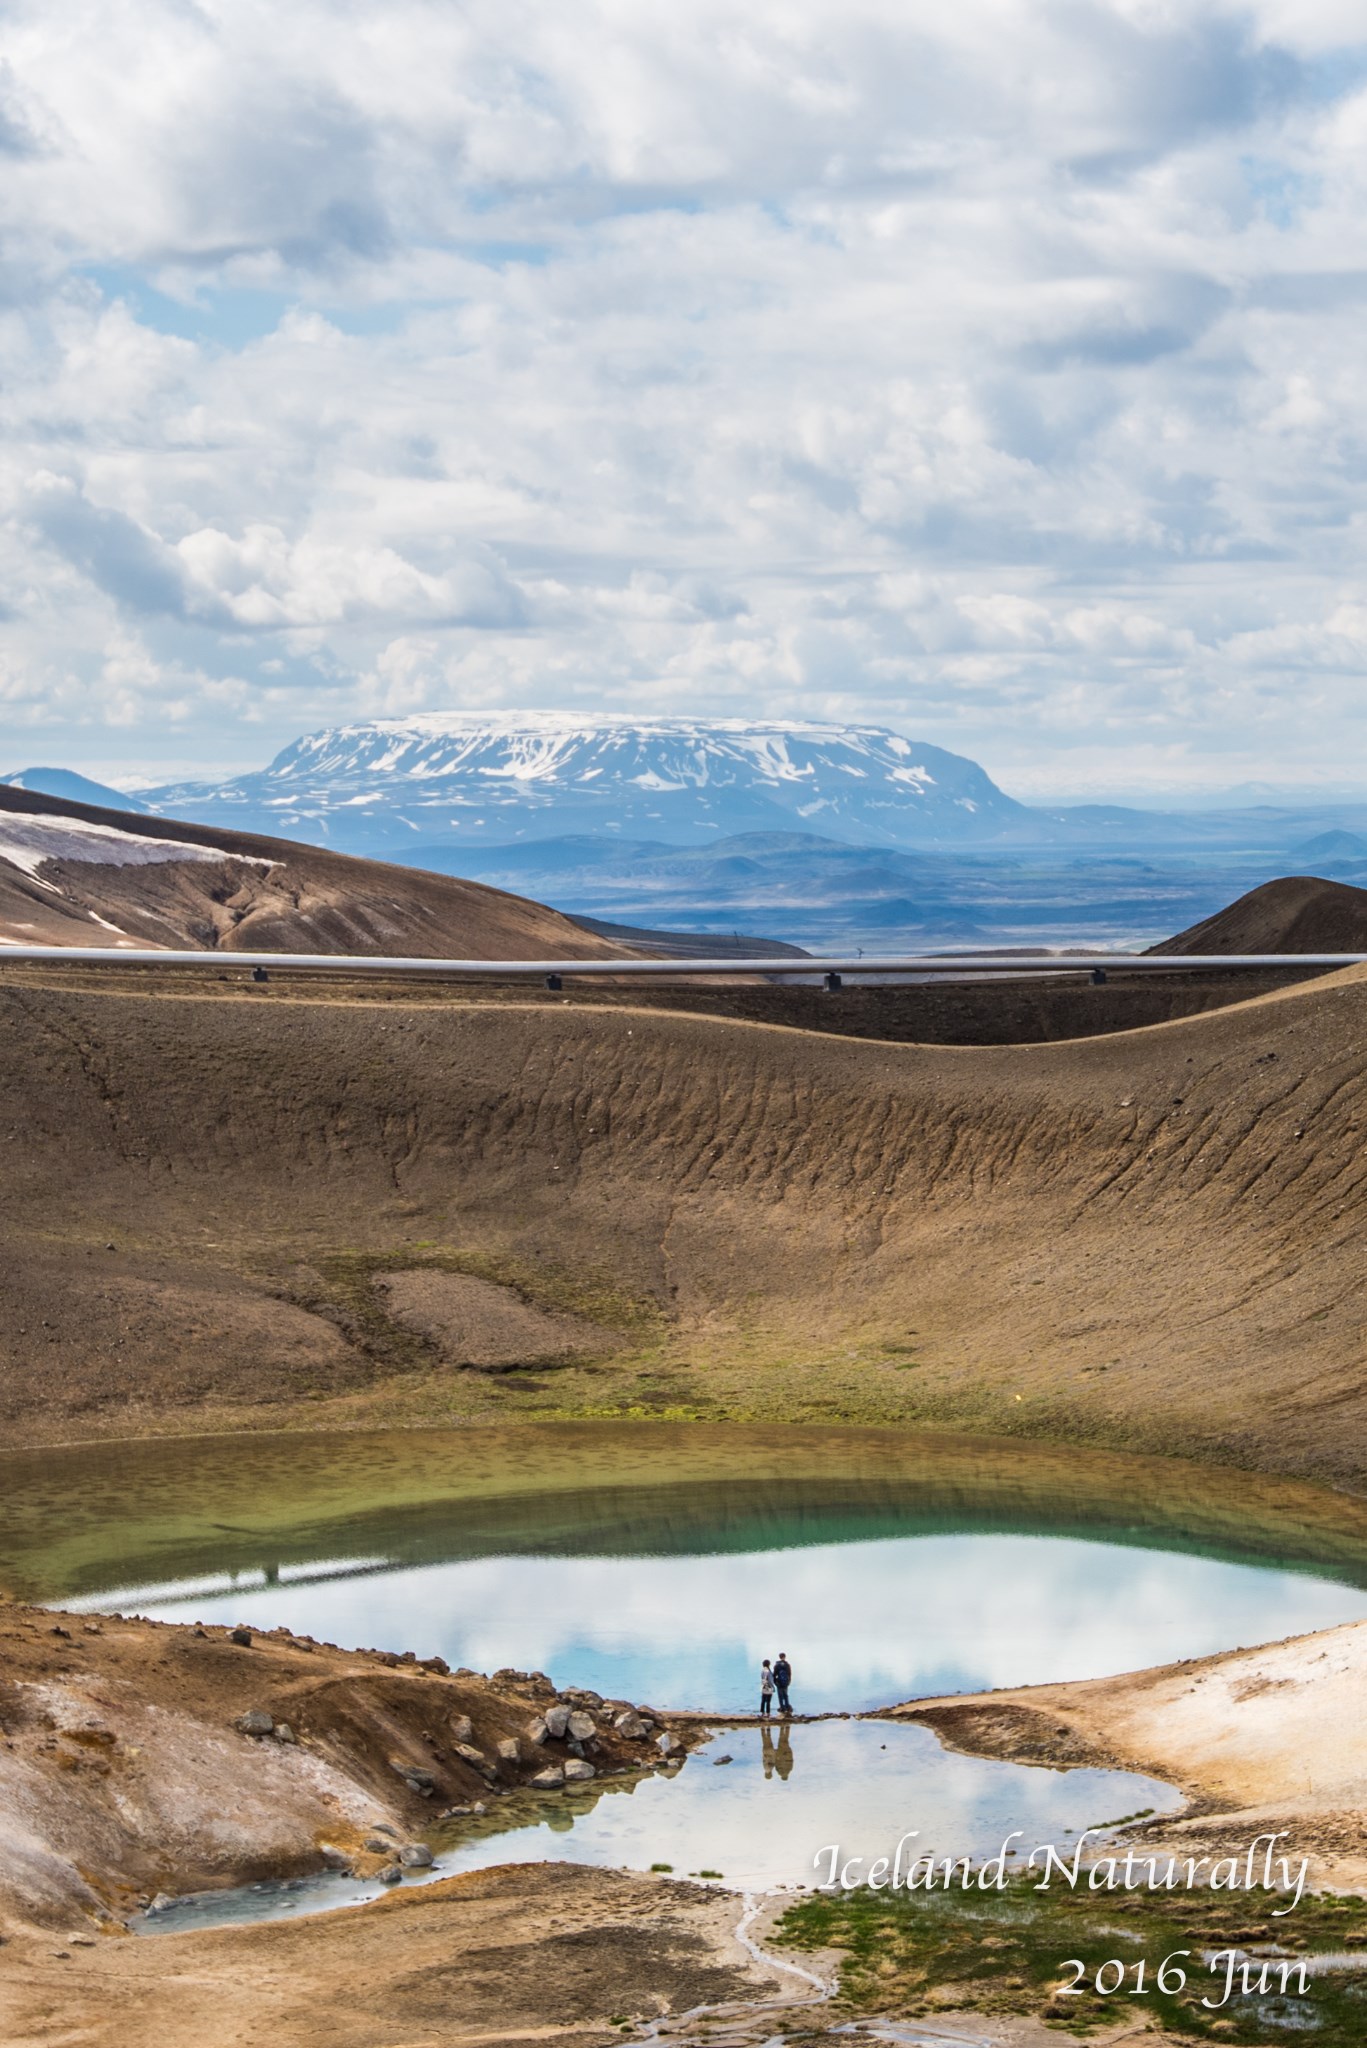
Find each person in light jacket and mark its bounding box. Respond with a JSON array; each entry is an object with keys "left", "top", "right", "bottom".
[{"left": 759, "top": 1658, "right": 775, "bottom": 1716}]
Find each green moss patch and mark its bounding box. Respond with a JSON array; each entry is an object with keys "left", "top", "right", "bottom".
[{"left": 776, "top": 1878, "right": 1367, "bottom": 2042}]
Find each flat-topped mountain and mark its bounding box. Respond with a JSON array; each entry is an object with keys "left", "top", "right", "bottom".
[
  {"left": 0, "top": 784, "right": 625, "bottom": 959},
  {"left": 143, "top": 715, "right": 1029, "bottom": 852}
]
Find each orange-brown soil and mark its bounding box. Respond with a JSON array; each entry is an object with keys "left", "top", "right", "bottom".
[
  {"left": 0, "top": 1598, "right": 692, "bottom": 1930},
  {"left": 0, "top": 1861, "right": 776, "bottom": 2048}
]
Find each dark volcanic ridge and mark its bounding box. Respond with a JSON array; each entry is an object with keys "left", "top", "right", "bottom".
[{"left": 1154, "top": 873, "right": 1367, "bottom": 956}]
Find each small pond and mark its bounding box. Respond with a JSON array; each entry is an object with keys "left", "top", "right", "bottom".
[
  {"left": 137, "top": 1717, "right": 1183, "bottom": 1932},
  {"left": 5, "top": 1421, "right": 1365, "bottom": 1927}
]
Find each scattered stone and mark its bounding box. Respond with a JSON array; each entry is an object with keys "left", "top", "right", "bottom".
[
  {"left": 146, "top": 1894, "right": 175, "bottom": 1916},
  {"left": 613, "top": 1709, "right": 646, "bottom": 1739},
  {"left": 67, "top": 1934, "right": 97, "bottom": 1947},
  {"left": 399, "top": 1843, "right": 434, "bottom": 1868},
  {"left": 543, "top": 1704, "right": 571, "bottom": 1739},
  {"left": 420, "top": 1655, "right": 450, "bottom": 1674},
  {"left": 237, "top": 1709, "right": 274, "bottom": 1737},
  {"left": 530, "top": 1765, "right": 565, "bottom": 1789},
  {"left": 391, "top": 1758, "right": 437, "bottom": 1792},
  {"left": 273, "top": 1722, "right": 297, "bottom": 1744},
  {"left": 82, "top": 1623, "right": 102, "bottom": 1636},
  {"left": 230, "top": 1627, "right": 253, "bottom": 1648},
  {"left": 712, "top": 1754, "right": 733, "bottom": 1766},
  {"left": 50, "top": 1625, "right": 71, "bottom": 1639},
  {"left": 365, "top": 1837, "right": 392, "bottom": 1853},
  {"left": 496, "top": 1737, "right": 520, "bottom": 1763},
  {"left": 656, "top": 1732, "right": 679, "bottom": 1758},
  {"left": 448, "top": 1714, "right": 474, "bottom": 1744},
  {"left": 566, "top": 1710, "right": 596, "bottom": 1741},
  {"left": 50, "top": 1950, "right": 71, "bottom": 1960},
  {"left": 378, "top": 1865, "right": 403, "bottom": 1885},
  {"left": 526, "top": 1716, "right": 549, "bottom": 1745},
  {"left": 452, "top": 1742, "right": 485, "bottom": 1768},
  {"left": 563, "top": 1757, "right": 596, "bottom": 1783},
  {"left": 320, "top": 1847, "right": 350, "bottom": 1869}
]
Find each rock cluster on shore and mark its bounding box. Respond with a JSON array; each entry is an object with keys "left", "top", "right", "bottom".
[{"left": 0, "top": 1599, "right": 698, "bottom": 1934}]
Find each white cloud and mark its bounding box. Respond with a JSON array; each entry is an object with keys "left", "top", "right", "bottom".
[{"left": 0, "top": 2, "right": 1366, "bottom": 791}]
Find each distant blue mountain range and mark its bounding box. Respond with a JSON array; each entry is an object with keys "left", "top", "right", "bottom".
[
  {"left": 1, "top": 766, "right": 149, "bottom": 813},
  {"left": 7, "top": 718, "right": 1367, "bottom": 949},
  {"left": 131, "top": 714, "right": 1367, "bottom": 860}
]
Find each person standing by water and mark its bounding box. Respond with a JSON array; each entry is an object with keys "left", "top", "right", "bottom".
[
  {"left": 759, "top": 1658, "right": 775, "bottom": 1715},
  {"left": 773, "top": 1652, "right": 792, "bottom": 1715}
]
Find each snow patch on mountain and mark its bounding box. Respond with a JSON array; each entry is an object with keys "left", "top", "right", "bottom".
[
  {"left": 146, "top": 715, "right": 1026, "bottom": 853},
  {"left": 0, "top": 813, "right": 266, "bottom": 880}
]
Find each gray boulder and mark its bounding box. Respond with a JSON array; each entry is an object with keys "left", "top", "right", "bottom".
[
  {"left": 543, "top": 1704, "right": 571, "bottom": 1740},
  {"left": 566, "top": 1710, "right": 596, "bottom": 1741},
  {"left": 563, "top": 1757, "right": 596, "bottom": 1783},
  {"left": 530, "top": 1765, "right": 565, "bottom": 1789},
  {"left": 237, "top": 1710, "right": 274, "bottom": 1737},
  {"left": 525, "top": 1717, "right": 549, "bottom": 1745},
  {"left": 496, "top": 1737, "right": 520, "bottom": 1763},
  {"left": 614, "top": 1710, "right": 646, "bottom": 1739},
  {"left": 448, "top": 1714, "right": 474, "bottom": 1744},
  {"left": 399, "top": 1843, "right": 434, "bottom": 1868}
]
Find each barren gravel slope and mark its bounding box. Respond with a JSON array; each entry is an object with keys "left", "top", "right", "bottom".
[
  {"left": 0, "top": 962, "right": 1364, "bottom": 1475},
  {"left": 0, "top": 784, "right": 627, "bottom": 959}
]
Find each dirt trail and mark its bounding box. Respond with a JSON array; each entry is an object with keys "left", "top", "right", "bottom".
[{"left": 0, "top": 1862, "right": 783, "bottom": 2048}]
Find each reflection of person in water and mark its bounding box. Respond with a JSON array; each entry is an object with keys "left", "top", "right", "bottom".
[{"left": 761, "top": 1721, "right": 794, "bottom": 1781}]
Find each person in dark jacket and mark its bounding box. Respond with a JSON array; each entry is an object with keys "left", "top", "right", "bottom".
[{"left": 773, "top": 1652, "right": 792, "bottom": 1714}]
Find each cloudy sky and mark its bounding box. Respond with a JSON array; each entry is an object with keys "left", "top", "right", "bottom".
[{"left": 3, "top": 1, "right": 1367, "bottom": 798}]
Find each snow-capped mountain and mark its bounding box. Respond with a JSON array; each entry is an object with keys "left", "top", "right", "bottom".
[{"left": 144, "top": 715, "right": 1029, "bottom": 853}]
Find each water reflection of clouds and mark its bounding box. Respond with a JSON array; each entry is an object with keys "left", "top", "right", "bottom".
[
  {"left": 442, "top": 1722, "right": 1182, "bottom": 1891},
  {"left": 123, "top": 1533, "right": 1367, "bottom": 1710}
]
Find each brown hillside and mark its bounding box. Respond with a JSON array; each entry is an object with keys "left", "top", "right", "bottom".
[
  {"left": 0, "top": 958, "right": 1363, "bottom": 1480},
  {"left": 0, "top": 785, "right": 627, "bottom": 960},
  {"left": 1152, "top": 873, "right": 1367, "bottom": 955}
]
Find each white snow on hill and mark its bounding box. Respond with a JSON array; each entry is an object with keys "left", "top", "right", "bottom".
[
  {"left": 0, "top": 812, "right": 260, "bottom": 883},
  {"left": 146, "top": 715, "right": 1025, "bottom": 852}
]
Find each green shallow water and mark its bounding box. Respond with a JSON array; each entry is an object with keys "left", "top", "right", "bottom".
[{"left": 7, "top": 1423, "right": 1367, "bottom": 1714}]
